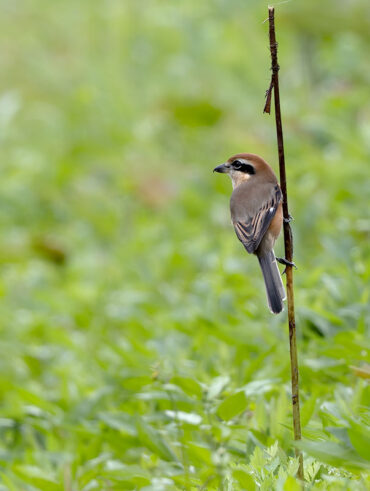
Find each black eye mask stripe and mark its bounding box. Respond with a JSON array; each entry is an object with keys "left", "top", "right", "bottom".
[{"left": 232, "top": 160, "right": 256, "bottom": 175}]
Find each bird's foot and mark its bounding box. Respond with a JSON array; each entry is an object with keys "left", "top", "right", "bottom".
[
  {"left": 283, "top": 214, "right": 294, "bottom": 223},
  {"left": 276, "top": 257, "right": 297, "bottom": 274}
]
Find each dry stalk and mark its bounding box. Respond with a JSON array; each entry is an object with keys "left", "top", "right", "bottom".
[{"left": 263, "top": 6, "right": 304, "bottom": 481}]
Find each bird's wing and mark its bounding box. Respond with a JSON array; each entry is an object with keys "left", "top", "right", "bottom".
[{"left": 233, "top": 184, "right": 282, "bottom": 253}]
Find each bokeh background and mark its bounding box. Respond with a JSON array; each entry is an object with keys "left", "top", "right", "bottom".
[{"left": 0, "top": 0, "right": 369, "bottom": 489}]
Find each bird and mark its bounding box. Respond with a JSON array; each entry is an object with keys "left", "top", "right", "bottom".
[{"left": 214, "top": 153, "right": 286, "bottom": 314}]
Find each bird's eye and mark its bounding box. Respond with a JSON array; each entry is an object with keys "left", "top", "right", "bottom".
[{"left": 233, "top": 160, "right": 242, "bottom": 169}]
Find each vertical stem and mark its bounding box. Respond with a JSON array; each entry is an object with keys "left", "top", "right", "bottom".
[{"left": 264, "top": 6, "right": 304, "bottom": 480}]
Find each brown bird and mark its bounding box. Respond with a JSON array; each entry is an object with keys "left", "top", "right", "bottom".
[{"left": 214, "top": 153, "right": 286, "bottom": 314}]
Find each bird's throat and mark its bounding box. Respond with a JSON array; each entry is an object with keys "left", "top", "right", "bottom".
[{"left": 230, "top": 172, "right": 251, "bottom": 189}]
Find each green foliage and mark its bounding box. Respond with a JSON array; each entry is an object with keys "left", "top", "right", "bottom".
[{"left": 0, "top": 0, "right": 369, "bottom": 489}]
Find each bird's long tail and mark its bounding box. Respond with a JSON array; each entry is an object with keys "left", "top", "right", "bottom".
[{"left": 258, "top": 250, "right": 286, "bottom": 314}]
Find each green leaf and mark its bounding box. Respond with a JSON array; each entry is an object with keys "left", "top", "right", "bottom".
[
  {"left": 98, "top": 412, "right": 137, "bottom": 436},
  {"left": 294, "top": 439, "right": 370, "bottom": 472},
  {"left": 283, "top": 475, "right": 301, "bottom": 491},
  {"left": 249, "top": 429, "right": 271, "bottom": 447},
  {"left": 171, "top": 376, "right": 203, "bottom": 398},
  {"left": 103, "top": 462, "right": 151, "bottom": 487},
  {"left": 13, "top": 465, "right": 60, "bottom": 491},
  {"left": 137, "top": 420, "right": 178, "bottom": 462},
  {"left": 348, "top": 420, "right": 370, "bottom": 461},
  {"left": 243, "top": 379, "right": 279, "bottom": 396},
  {"left": 207, "top": 376, "right": 230, "bottom": 399},
  {"left": 300, "top": 395, "right": 316, "bottom": 427},
  {"left": 217, "top": 391, "right": 247, "bottom": 421},
  {"left": 233, "top": 469, "right": 256, "bottom": 490},
  {"left": 187, "top": 443, "right": 213, "bottom": 466},
  {"left": 165, "top": 410, "right": 202, "bottom": 425}
]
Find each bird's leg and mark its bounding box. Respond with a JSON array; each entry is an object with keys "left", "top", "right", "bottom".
[
  {"left": 283, "top": 214, "right": 293, "bottom": 223},
  {"left": 276, "top": 257, "right": 296, "bottom": 267},
  {"left": 276, "top": 257, "right": 297, "bottom": 275}
]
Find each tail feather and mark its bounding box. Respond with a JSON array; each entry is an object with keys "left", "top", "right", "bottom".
[{"left": 258, "top": 250, "right": 286, "bottom": 314}]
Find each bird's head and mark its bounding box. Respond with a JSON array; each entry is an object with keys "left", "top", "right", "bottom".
[{"left": 213, "top": 153, "right": 274, "bottom": 188}]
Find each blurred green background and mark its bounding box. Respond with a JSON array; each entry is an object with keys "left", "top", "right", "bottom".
[{"left": 0, "top": 0, "right": 369, "bottom": 489}]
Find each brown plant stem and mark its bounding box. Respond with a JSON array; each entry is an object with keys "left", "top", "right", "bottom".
[{"left": 264, "top": 6, "right": 304, "bottom": 481}]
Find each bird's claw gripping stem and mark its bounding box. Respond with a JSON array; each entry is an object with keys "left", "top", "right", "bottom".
[
  {"left": 283, "top": 214, "right": 293, "bottom": 223},
  {"left": 276, "top": 257, "right": 297, "bottom": 275}
]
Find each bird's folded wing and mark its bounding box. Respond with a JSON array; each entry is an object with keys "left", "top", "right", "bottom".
[{"left": 233, "top": 184, "right": 282, "bottom": 253}]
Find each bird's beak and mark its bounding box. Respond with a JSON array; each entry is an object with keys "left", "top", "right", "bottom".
[{"left": 213, "top": 163, "right": 229, "bottom": 173}]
